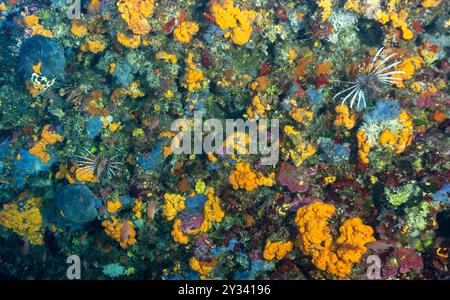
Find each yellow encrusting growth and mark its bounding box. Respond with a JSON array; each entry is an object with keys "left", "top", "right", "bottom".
[
  {"left": 156, "top": 52, "right": 177, "bottom": 64},
  {"left": 317, "top": 0, "right": 332, "bottom": 21},
  {"left": 0, "top": 197, "right": 44, "bottom": 245},
  {"left": 295, "top": 202, "right": 375, "bottom": 278},
  {"left": 189, "top": 256, "right": 218, "bottom": 277},
  {"left": 263, "top": 240, "right": 294, "bottom": 260},
  {"left": 116, "top": 0, "right": 154, "bottom": 35},
  {"left": 107, "top": 200, "right": 122, "bottom": 213},
  {"left": 210, "top": 0, "right": 257, "bottom": 45},
  {"left": 29, "top": 125, "right": 63, "bottom": 164},
  {"left": 173, "top": 21, "right": 199, "bottom": 43},
  {"left": 163, "top": 193, "right": 186, "bottom": 221},
  {"left": 172, "top": 219, "right": 189, "bottom": 244},
  {"left": 23, "top": 14, "right": 53, "bottom": 37},
  {"left": 334, "top": 104, "right": 356, "bottom": 130},
  {"left": 81, "top": 37, "right": 106, "bottom": 53},
  {"left": 228, "top": 162, "right": 275, "bottom": 192},
  {"left": 75, "top": 167, "right": 97, "bottom": 183},
  {"left": 102, "top": 217, "right": 137, "bottom": 248},
  {"left": 182, "top": 53, "right": 205, "bottom": 93},
  {"left": 357, "top": 130, "right": 370, "bottom": 164},
  {"left": 116, "top": 32, "right": 141, "bottom": 48},
  {"left": 379, "top": 110, "right": 413, "bottom": 154}
]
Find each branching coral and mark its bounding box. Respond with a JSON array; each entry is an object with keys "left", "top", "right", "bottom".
[
  {"left": 0, "top": 197, "right": 44, "bottom": 245},
  {"left": 295, "top": 202, "right": 375, "bottom": 278}
]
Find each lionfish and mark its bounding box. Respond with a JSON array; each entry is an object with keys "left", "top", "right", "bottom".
[
  {"left": 74, "top": 148, "right": 122, "bottom": 180},
  {"left": 333, "top": 48, "right": 405, "bottom": 109}
]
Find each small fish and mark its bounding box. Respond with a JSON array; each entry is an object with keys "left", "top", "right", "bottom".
[
  {"left": 150, "top": 118, "right": 160, "bottom": 131},
  {"left": 146, "top": 201, "right": 157, "bottom": 220},
  {"left": 80, "top": 232, "right": 89, "bottom": 244},
  {"left": 120, "top": 222, "right": 130, "bottom": 242},
  {"left": 20, "top": 239, "right": 29, "bottom": 256},
  {"left": 365, "top": 240, "right": 395, "bottom": 252},
  {"left": 96, "top": 158, "right": 107, "bottom": 180}
]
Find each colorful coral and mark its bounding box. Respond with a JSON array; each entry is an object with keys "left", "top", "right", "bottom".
[
  {"left": 263, "top": 240, "right": 293, "bottom": 261},
  {"left": 102, "top": 217, "right": 137, "bottom": 248},
  {"left": 0, "top": 197, "right": 44, "bottom": 245},
  {"left": 117, "top": 0, "right": 154, "bottom": 35},
  {"left": 0, "top": 0, "right": 448, "bottom": 282},
  {"left": 295, "top": 202, "right": 375, "bottom": 278},
  {"left": 210, "top": 0, "right": 257, "bottom": 45}
]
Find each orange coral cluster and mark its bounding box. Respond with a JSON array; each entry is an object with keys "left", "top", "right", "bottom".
[
  {"left": 356, "top": 129, "right": 370, "bottom": 164},
  {"left": 71, "top": 20, "right": 88, "bottom": 37},
  {"left": 263, "top": 240, "right": 293, "bottom": 261},
  {"left": 189, "top": 256, "right": 218, "bottom": 277},
  {"left": 164, "top": 188, "right": 224, "bottom": 244},
  {"left": 0, "top": 197, "right": 44, "bottom": 245},
  {"left": 117, "top": 0, "right": 154, "bottom": 35},
  {"left": 374, "top": 9, "right": 413, "bottom": 41},
  {"left": 334, "top": 104, "right": 356, "bottom": 130},
  {"left": 379, "top": 110, "right": 413, "bottom": 154},
  {"left": 55, "top": 164, "right": 76, "bottom": 184},
  {"left": 182, "top": 53, "right": 205, "bottom": 93},
  {"left": 393, "top": 56, "right": 424, "bottom": 88},
  {"left": 102, "top": 217, "right": 137, "bottom": 248},
  {"left": 210, "top": 0, "right": 257, "bottom": 46},
  {"left": 81, "top": 37, "right": 106, "bottom": 53},
  {"left": 173, "top": 21, "right": 199, "bottom": 43},
  {"left": 295, "top": 202, "right": 375, "bottom": 278},
  {"left": 246, "top": 95, "right": 271, "bottom": 119},
  {"left": 228, "top": 162, "right": 275, "bottom": 192},
  {"left": 116, "top": 32, "right": 142, "bottom": 48},
  {"left": 171, "top": 219, "right": 189, "bottom": 244},
  {"left": 283, "top": 125, "right": 316, "bottom": 167},
  {"left": 29, "top": 125, "right": 63, "bottom": 163},
  {"left": 75, "top": 167, "right": 97, "bottom": 183},
  {"left": 289, "top": 105, "right": 314, "bottom": 124},
  {"left": 23, "top": 14, "right": 53, "bottom": 37}
]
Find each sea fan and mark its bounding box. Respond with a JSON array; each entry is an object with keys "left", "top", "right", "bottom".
[{"left": 333, "top": 48, "right": 405, "bottom": 109}]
